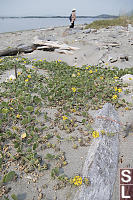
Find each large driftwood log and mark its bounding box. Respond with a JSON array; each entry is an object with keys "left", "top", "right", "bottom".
[
  {"left": 0, "top": 37, "right": 79, "bottom": 57},
  {"left": 33, "top": 36, "right": 80, "bottom": 51},
  {"left": 0, "top": 44, "right": 36, "bottom": 57},
  {"left": 74, "top": 103, "right": 120, "bottom": 200}
]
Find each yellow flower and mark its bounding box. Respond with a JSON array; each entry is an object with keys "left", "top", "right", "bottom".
[
  {"left": 69, "top": 178, "right": 74, "bottom": 184},
  {"left": 24, "top": 61, "right": 27, "bottom": 63},
  {"left": 21, "top": 132, "right": 27, "bottom": 139},
  {"left": 71, "top": 108, "right": 76, "bottom": 113},
  {"left": 25, "top": 79, "right": 29, "bottom": 82},
  {"left": 101, "top": 130, "right": 106, "bottom": 135},
  {"left": 10, "top": 107, "right": 13, "bottom": 110},
  {"left": 77, "top": 72, "right": 80, "bottom": 76},
  {"left": 73, "top": 176, "right": 82, "bottom": 186},
  {"left": 58, "top": 59, "right": 62, "bottom": 62},
  {"left": 112, "top": 95, "right": 118, "bottom": 100},
  {"left": 114, "top": 76, "right": 119, "bottom": 79},
  {"left": 129, "top": 78, "right": 132, "bottom": 80},
  {"left": 71, "top": 87, "right": 77, "bottom": 92},
  {"left": 89, "top": 70, "right": 93, "bottom": 74},
  {"left": 92, "top": 131, "right": 99, "bottom": 138},
  {"left": 125, "top": 107, "right": 129, "bottom": 110},
  {"left": 32, "top": 66, "right": 36, "bottom": 68},
  {"left": 16, "top": 114, "right": 21, "bottom": 119},
  {"left": 118, "top": 88, "right": 122, "bottom": 93},
  {"left": 18, "top": 72, "right": 21, "bottom": 76},
  {"left": 95, "top": 69, "right": 97, "bottom": 72},
  {"left": 86, "top": 67, "right": 89, "bottom": 69},
  {"left": 100, "top": 76, "right": 103, "bottom": 80},
  {"left": 72, "top": 74, "right": 76, "bottom": 77},
  {"left": 33, "top": 58, "right": 36, "bottom": 61},
  {"left": 39, "top": 59, "right": 42, "bottom": 62},
  {"left": 62, "top": 116, "right": 68, "bottom": 121},
  {"left": 114, "top": 87, "right": 117, "bottom": 91},
  {"left": 27, "top": 75, "right": 31, "bottom": 78}
]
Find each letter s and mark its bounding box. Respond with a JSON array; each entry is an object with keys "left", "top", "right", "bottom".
[{"left": 121, "top": 170, "right": 131, "bottom": 183}]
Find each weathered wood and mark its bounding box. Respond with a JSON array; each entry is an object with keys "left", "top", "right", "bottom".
[
  {"left": 0, "top": 44, "right": 36, "bottom": 57},
  {"left": 74, "top": 103, "right": 120, "bottom": 200},
  {"left": 33, "top": 37, "right": 80, "bottom": 51},
  {"left": 0, "top": 38, "right": 79, "bottom": 57}
]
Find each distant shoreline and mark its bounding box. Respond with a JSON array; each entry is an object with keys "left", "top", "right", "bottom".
[{"left": 0, "top": 14, "right": 118, "bottom": 19}]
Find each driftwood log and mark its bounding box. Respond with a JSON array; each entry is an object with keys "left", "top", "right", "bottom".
[
  {"left": 0, "top": 37, "right": 79, "bottom": 57},
  {"left": 0, "top": 44, "right": 36, "bottom": 57},
  {"left": 74, "top": 103, "right": 120, "bottom": 200}
]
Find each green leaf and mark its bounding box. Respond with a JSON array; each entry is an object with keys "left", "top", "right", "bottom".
[
  {"left": 11, "top": 194, "right": 18, "bottom": 200},
  {"left": 25, "top": 106, "right": 34, "bottom": 112},
  {"left": 0, "top": 158, "right": 3, "bottom": 168},
  {"left": 45, "top": 153, "right": 55, "bottom": 160},
  {"left": 3, "top": 171, "right": 16, "bottom": 183},
  {"left": 33, "top": 143, "right": 38, "bottom": 150},
  {"left": 1, "top": 108, "right": 9, "bottom": 114},
  {"left": 33, "top": 96, "right": 41, "bottom": 105}
]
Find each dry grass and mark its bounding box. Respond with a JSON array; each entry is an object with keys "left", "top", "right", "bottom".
[{"left": 85, "top": 16, "right": 133, "bottom": 29}]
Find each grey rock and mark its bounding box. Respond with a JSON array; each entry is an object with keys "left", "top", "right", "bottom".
[
  {"left": 128, "top": 24, "right": 133, "bottom": 32},
  {"left": 83, "top": 29, "right": 91, "bottom": 34},
  {"left": 74, "top": 103, "right": 120, "bottom": 200}
]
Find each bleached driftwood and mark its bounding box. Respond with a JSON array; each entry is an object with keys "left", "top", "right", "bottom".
[
  {"left": 74, "top": 103, "right": 120, "bottom": 200},
  {"left": 33, "top": 36, "right": 80, "bottom": 51},
  {"left": 0, "top": 37, "right": 79, "bottom": 57}
]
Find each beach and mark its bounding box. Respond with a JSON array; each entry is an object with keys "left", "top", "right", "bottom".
[{"left": 0, "top": 24, "right": 133, "bottom": 200}]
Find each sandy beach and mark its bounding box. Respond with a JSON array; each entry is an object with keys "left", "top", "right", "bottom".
[{"left": 0, "top": 24, "right": 133, "bottom": 200}]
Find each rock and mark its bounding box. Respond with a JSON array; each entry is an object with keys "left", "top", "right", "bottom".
[
  {"left": 128, "top": 24, "right": 133, "bottom": 32},
  {"left": 83, "top": 29, "right": 91, "bottom": 34},
  {"left": 120, "top": 56, "right": 129, "bottom": 61},
  {"left": 121, "top": 74, "right": 133, "bottom": 86},
  {"left": 108, "top": 56, "right": 118, "bottom": 63},
  {"left": 74, "top": 103, "right": 120, "bottom": 200}
]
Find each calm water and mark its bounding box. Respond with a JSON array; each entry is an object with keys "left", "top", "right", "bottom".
[{"left": 0, "top": 17, "right": 98, "bottom": 33}]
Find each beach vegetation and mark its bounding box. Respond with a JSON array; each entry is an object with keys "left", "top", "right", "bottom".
[
  {"left": 85, "top": 15, "right": 133, "bottom": 29},
  {"left": 0, "top": 56, "right": 133, "bottom": 198}
]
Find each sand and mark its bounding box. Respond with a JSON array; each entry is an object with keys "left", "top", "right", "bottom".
[{"left": 0, "top": 24, "right": 133, "bottom": 200}]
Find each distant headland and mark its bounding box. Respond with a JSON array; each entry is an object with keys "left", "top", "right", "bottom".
[{"left": 0, "top": 14, "right": 118, "bottom": 19}]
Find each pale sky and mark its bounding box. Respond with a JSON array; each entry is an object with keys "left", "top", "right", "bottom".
[{"left": 0, "top": 0, "right": 133, "bottom": 16}]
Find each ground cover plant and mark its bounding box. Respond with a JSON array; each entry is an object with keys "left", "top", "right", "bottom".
[
  {"left": 85, "top": 15, "right": 133, "bottom": 29},
  {"left": 0, "top": 56, "right": 133, "bottom": 199}
]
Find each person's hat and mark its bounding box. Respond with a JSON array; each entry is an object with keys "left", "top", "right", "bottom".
[{"left": 72, "top": 8, "right": 76, "bottom": 11}]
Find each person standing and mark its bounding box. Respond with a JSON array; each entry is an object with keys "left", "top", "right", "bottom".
[{"left": 69, "top": 8, "right": 76, "bottom": 28}]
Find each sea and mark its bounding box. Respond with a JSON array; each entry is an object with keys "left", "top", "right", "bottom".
[{"left": 0, "top": 17, "right": 99, "bottom": 33}]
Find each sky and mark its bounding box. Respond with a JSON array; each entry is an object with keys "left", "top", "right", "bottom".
[{"left": 0, "top": 0, "right": 133, "bottom": 17}]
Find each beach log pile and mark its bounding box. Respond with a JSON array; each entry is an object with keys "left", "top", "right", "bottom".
[
  {"left": 33, "top": 36, "right": 80, "bottom": 54},
  {"left": 0, "top": 37, "right": 79, "bottom": 57},
  {"left": 74, "top": 103, "right": 120, "bottom": 200}
]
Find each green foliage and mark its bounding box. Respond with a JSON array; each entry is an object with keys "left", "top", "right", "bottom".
[
  {"left": 25, "top": 106, "right": 34, "bottom": 112},
  {"left": 85, "top": 16, "right": 133, "bottom": 29},
  {"left": 11, "top": 194, "right": 18, "bottom": 200},
  {"left": 51, "top": 167, "right": 59, "bottom": 178},
  {"left": 2, "top": 171, "right": 16, "bottom": 183}
]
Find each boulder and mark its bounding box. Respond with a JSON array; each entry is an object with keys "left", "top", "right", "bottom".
[{"left": 74, "top": 103, "right": 120, "bottom": 200}]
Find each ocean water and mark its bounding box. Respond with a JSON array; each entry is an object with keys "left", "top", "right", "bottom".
[{"left": 0, "top": 17, "right": 98, "bottom": 33}]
